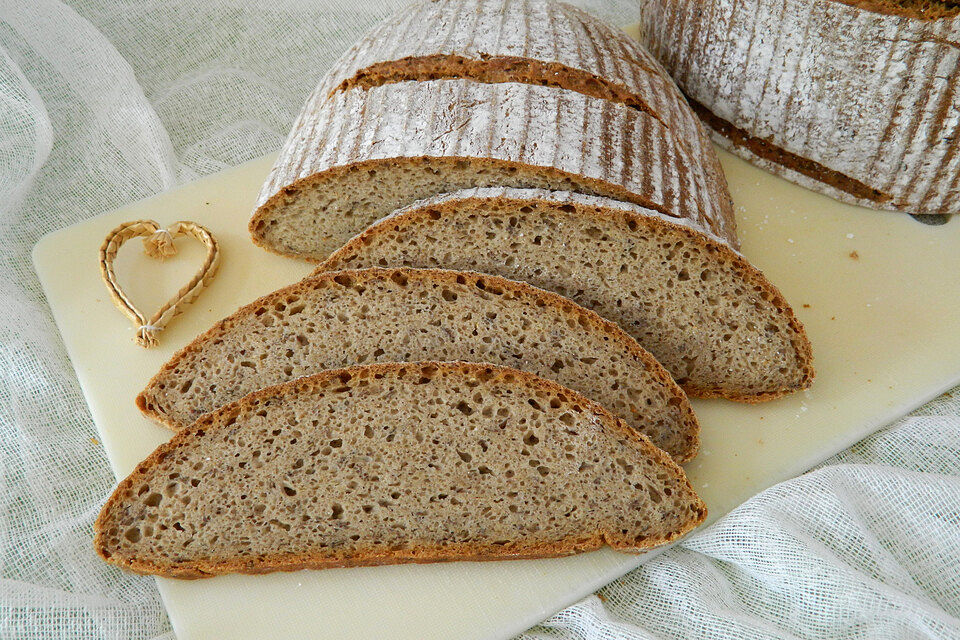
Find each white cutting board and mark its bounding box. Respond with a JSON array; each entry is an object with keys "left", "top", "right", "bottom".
[{"left": 34, "top": 147, "right": 960, "bottom": 638}]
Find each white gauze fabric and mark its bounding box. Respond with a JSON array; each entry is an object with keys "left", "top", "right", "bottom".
[
  {"left": 520, "top": 408, "right": 960, "bottom": 640},
  {"left": 0, "top": 1, "right": 957, "bottom": 639}
]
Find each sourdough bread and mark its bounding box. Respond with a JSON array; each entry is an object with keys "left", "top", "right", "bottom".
[
  {"left": 311, "top": 0, "right": 728, "bottom": 216},
  {"left": 319, "top": 0, "right": 684, "bottom": 118},
  {"left": 137, "top": 268, "right": 700, "bottom": 461},
  {"left": 641, "top": 0, "right": 960, "bottom": 214},
  {"left": 249, "top": 79, "right": 737, "bottom": 261},
  {"left": 316, "top": 189, "right": 814, "bottom": 401},
  {"left": 97, "top": 362, "right": 707, "bottom": 578}
]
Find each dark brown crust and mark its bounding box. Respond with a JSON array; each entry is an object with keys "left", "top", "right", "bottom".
[
  {"left": 99, "top": 361, "right": 708, "bottom": 579},
  {"left": 688, "top": 98, "right": 893, "bottom": 205},
  {"left": 833, "top": 0, "right": 960, "bottom": 19},
  {"left": 314, "top": 197, "right": 815, "bottom": 403},
  {"left": 249, "top": 154, "right": 737, "bottom": 262},
  {"left": 108, "top": 540, "right": 626, "bottom": 580},
  {"left": 334, "top": 54, "right": 670, "bottom": 128},
  {"left": 136, "top": 267, "right": 700, "bottom": 462}
]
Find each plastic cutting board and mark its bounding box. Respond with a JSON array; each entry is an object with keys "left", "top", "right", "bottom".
[{"left": 34, "top": 102, "right": 960, "bottom": 640}]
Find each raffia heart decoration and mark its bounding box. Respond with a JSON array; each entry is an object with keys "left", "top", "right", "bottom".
[{"left": 98, "top": 220, "right": 221, "bottom": 348}]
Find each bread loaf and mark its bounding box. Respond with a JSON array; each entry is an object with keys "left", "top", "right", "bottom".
[
  {"left": 96, "top": 362, "right": 707, "bottom": 578},
  {"left": 316, "top": 188, "right": 814, "bottom": 401},
  {"left": 312, "top": 0, "right": 728, "bottom": 219},
  {"left": 250, "top": 0, "right": 738, "bottom": 260},
  {"left": 319, "top": 0, "right": 688, "bottom": 126},
  {"left": 250, "top": 78, "right": 736, "bottom": 260},
  {"left": 641, "top": 0, "right": 960, "bottom": 215},
  {"left": 137, "top": 268, "right": 700, "bottom": 461}
]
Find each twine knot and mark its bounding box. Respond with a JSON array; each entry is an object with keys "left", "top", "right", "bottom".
[
  {"left": 135, "top": 324, "right": 162, "bottom": 347},
  {"left": 143, "top": 228, "right": 177, "bottom": 259}
]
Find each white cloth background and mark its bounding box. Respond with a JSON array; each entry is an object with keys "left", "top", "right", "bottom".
[{"left": 0, "top": 1, "right": 957, "bottom": 638}]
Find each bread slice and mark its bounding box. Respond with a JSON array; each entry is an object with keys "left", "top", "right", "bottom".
[
  {"left": 96, "top": 362, "right": 707, "bottom": 578},
  {"left": 311, "top": 0, "right": 728, "bottom": 220},
  {"left": 249, "top": 78, "right": 737, "bottom": 261},
  {"left": 316, "top": 188, "right": 814, "bottom": 401},
  {"left": 641, "top": 0, "right": 960, "bottom": 215},
  {"left": 137, "top": 268, "right": 699, "bottom": 461}
]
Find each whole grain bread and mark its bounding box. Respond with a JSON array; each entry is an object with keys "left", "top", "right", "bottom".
[
  {"left": 96, "top": 362, "right": 707, "bottom": 579},
  {"left": 834, "top": 0, "right": 960, "bottom": 19},
  {"left": 137, "top": 268, "right": 700, "bottom": 461},
  {"left": 316, "top": 188, "right": 814, "bottom": 401},
  {"left": 311, "top": 0, "right": 728, "bottom": 219},
  {"left": 641, "top": 0, "right": 960, "bottom": 215},
  {"left": 249, "top": 78, "right": 737, "bottom": 261},
  {"left": 319, "top": 0, "right": 688, "bottom": 122}
]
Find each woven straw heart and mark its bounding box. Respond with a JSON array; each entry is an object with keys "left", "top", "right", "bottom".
[{"left": 98, "top": 220, "right": 221, "bottom": 348}]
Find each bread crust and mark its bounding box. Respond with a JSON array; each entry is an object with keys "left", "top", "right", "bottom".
[
  {"left": 98, "top": 361, "right": 707, "bottom": 579},
  {"left": 307, "top": 0, "right": 731, "bottom": 226},
  {"left": 136, "top": 267, "right": 700, "bottom": 461},
  {"left": 642, "top": 0, "right": 960, "bottom": 215},
  {"left": 315, "top": 188, "right": 815, "bottom": 402},
  {"left": 250, "top": 79, "right": 738, "bottom": 258},
  {"left": 318, "top": 0, "right": 678, "bottom": 107},
  {"left": 833, "top": 0, "right": 960, "bottom": 20}
]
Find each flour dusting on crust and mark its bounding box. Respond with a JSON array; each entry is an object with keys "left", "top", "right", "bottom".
[{"left": 642, "top": 0, "right": 960, "bottom": 214}]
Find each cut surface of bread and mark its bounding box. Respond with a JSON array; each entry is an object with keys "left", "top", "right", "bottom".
[
  {"left": 250, "top": 79, "right": 737, "bottom": 261},
  {"left": 641, "top": 0, "right": 960, "bottom": 214},
  {"left": 317, "top": 189, "right": 814, "bottom": 401},
  {"left": 314, "top": 0, "right": 726, "bottom": 203},
  {"left": 138, "top": 268, "right": 699, "bottom": 461},
  {"left": 96, "top": 362, "right": 707, "bottom": 579}
]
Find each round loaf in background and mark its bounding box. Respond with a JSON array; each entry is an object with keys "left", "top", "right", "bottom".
[{"left": 640, "top": 0, "right": 960, "bottom": 216}]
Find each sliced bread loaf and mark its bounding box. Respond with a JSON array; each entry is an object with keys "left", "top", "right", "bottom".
[
  {"left": 249, "top": 79, "right": 737, "bottom": 261},
  {"left": 641, "top": 0, "right": 960, "bottom": 214},
  {"left": 137, "top": 268, "right": 699, "bottom": 461},
  {"left": 311, "top": 0, "right": 727, "bottom": 215},
  {"left": 320, "top": 0, "right": 686, "bottom": 123},
  {"left": 96, "top": 362, "right": 707, "bottom": 578},
  {"left": 316, "top": 189, "right": 814, "bottom": 401}
]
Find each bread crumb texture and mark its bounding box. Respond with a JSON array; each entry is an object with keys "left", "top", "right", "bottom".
[
  {"left": 318, "top": 188, "right": 814, "bottom": 402},
  {"left": 97, "top": 362, "right": 706, "bottom": 578},
  {"left": 138, "top": 268, "right": 699, "bottom": 461},
  {"left": 250, "top": 0, "right": 736, "bottom": 260}
]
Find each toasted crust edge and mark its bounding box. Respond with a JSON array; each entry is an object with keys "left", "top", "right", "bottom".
[
  {"left": 314, "top": 194, "right": 815, "bottom": 402},
  {"left": 136, "top": 267, "right": 700, "bottom": 461},
  {"left": 101, "top": 361, "right": 707, "bottom": 579}
]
